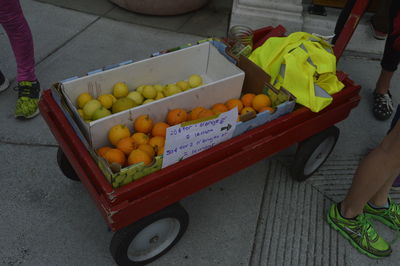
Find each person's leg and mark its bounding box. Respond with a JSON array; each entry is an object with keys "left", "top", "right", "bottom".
[
  {"left": 370, "top": 0, "right": 392, "bottom": 39},
  {"left": 373, "top": 2, "right": 400, "bottom": 120},
  {"left": 341, "top": 119, "right": 400, "bottom": 217},
  {"left": 0, "top": 0, "right": 41, "bottom": 119},
  {"left": 332, "top": 0, "right": 357, "bottom": 44},
  {"left": 0, "top": 0, "right": 36, "bottom": 82}
]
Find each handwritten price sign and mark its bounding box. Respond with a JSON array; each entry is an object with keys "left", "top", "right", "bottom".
[{"left": 162, "top": 108, "right": 238, "bottom": 168}]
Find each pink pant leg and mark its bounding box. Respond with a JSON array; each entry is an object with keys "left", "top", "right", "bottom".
[{"left": 0, "top": 0, "right": 36, "bottom": 82}]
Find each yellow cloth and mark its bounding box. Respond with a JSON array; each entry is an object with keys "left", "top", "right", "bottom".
[{"left": 248, "top": 32, "right": 344, "bottom": 112}]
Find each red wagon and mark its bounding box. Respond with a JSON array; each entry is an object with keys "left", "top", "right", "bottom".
[{"left": 38, "top": 1, "right": 369, "bottom": 264}]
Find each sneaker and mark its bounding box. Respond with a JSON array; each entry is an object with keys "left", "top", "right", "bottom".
[
  {"left": 364, "top": 199, "right": 400, "bottom": 231},
  {"left": 369, "top": 20, "right": 387, "bottom": 40},
  {"left": 14, "top": 80, "right": 41, "bottom": 119},
  {"left": 0, "top": 70, "right": 10, "bottom": 92},
  {"left": 327, "top": 203, "right": 392, "bottom": 258},
  {"left": 392, "top": 176, "right": 400, "bottom": 190},
  {"left": 373, "top": 91, "right": 394, "bottom": 121}
]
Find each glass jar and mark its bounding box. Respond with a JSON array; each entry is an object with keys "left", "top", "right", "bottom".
[{"left": 228, "top": 25, "right": 253, "bottom": 57}]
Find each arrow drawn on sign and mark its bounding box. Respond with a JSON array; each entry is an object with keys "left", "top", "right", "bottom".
[{"left": 220, "top": 124, "right": 232, "bottom": 131}]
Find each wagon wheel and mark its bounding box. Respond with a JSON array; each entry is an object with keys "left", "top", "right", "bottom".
[
  {"left": 291, "top": 126, "right": 339, "bottom": 181},
  {"left": 56, "top": 147, "right": 80, "bottom": 181},
  {"left": 110, "top": 203, "right": 189, "bottom": 266}
]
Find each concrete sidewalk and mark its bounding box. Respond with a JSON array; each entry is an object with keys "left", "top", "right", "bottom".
[{"left": 1, "top": 0, "right": 400, "bottom": 265}]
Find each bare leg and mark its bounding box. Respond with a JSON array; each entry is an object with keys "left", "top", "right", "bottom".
[
  {"left": 341, "top": 119, "right": 400, "bottom": 218},
  {"left": 375, "top": 69, "right": 394, "bottom": 94}
]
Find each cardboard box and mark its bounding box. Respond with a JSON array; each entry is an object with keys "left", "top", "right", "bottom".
[
  {"left": 59, "top": 42, "right": 245, "bottom": 149},
  {"left": 230, "top": 52, "right": 296, "bottom": 137}
]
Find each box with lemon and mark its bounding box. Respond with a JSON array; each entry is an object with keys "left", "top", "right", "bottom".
[{"left": 54, "top": 41, "right": 245, "bottom": 188}]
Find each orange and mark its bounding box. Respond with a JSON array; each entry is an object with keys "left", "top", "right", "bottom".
[
  {"left": 197, "top": 108, "right": 215, "bottom": 119},
  {"left": 189, "top": 106, "right": 205, "bottom": 121},
  {"left": 252, "top": 94, "right": 271, "bottom": 112},
  {"left": 138, "top": 144, "right": 155, "bottom": 158},
  {"left": 225, "top": 98, "right": 243, "bottom": 113},
  {"left": 96, "top": 146, "right": 112, "bottom": 158},
  {"left": 149, "top": 136, "right": 165, "bottom": 152},
  {"left": 151, "top": 122, "right": 169, "bottom": 137},
  {"left": 240, "top": 106, "right": 256, "bottom": 115},
  {"left": 211, "top": 103, "right": 228, "bottom": 114},
  {"left": 103, "top": 148, "right": 126, "bottom": 166},
  {"left": 240, "top": 93, "right": 256, "bottom": 107},
  {"left": 134, "top": 114, "right": 153, "bottom": 134},
  {"left": 157, "top": 146, "right": 165, "bottom": 156},
  {"left": 108, "top": 124, "right": 131, "bottom": 146},
  {"left": 127, "top": 149, "right": 152, "bottom": 166},
  {"left": 166, "top": 108, "right": 188, "bottom": 126},
  {"left": 258, "top": 106, "right": 275, "bottom": 114},
  {"left": 116, "top": 137, "right": 137, "bottom": 155},
  {"left": 131, "top": 132, "right": 149, "bottom": 145}
]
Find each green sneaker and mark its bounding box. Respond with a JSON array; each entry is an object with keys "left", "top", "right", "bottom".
[
  {"left": 364, "top": 199, "right": 400, "bottom": 230},
  {"left": 15, "top": 80, "right": 41, "bottom": 119},
  {"left": 327, "top": 203, "right": 391, "bottom": 259}
]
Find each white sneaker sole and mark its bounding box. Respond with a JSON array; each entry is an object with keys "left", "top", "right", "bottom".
[{"left": 0, "top": 77, "right": 10, "bottom": 92}]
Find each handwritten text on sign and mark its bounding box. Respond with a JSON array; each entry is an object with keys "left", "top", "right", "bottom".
[{"left": 162, "top": 108, "right": 238, "bottom": 168}]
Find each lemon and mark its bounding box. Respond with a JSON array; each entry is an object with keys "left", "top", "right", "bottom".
[
  {"left": 143, "top": 99, "right": 155, "bottom": 105},
  {"left": 112, "top": 97, "right": 136, "bottom": 113},
  {"left": 176, "top": 80, "right": 190, "bottom": 91},
  {"left": 164, "top": 84, "right": 182, "bottom": 97},
  {"left": 77, "top": 109, "right": 84, "bottom": 118},
  {"left": 127, "top": 91, "right": 144, "bottom": 105},
  {"left": 155, "top": 91, "right": 165, "bottom": 100},
  {"left": 76, "top": 92, "right": 92, "bottom": 109},
  {"left": 112, "top": 82, "right": 129, "bottom": 98},
  {"left": 136, "top": 85, "right": 145, "bottom": 94},
  {"left": 83, "top": 99, "right": 102, "bottom": 119},
  {"left": 188, "top": 74, "right": 203, "bottom": 88},
  {"left": 142, "top": 85, "right": 157, "bottom": 99},
  {"left": 154, "top": 84, "right": 164, "bottom": 93},
  {"left": 97, "top": 94, "right": 114, "bottom": 109}
]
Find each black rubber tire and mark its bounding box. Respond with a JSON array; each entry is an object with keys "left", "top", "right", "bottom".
[
  {"left": 110, "top": 203, "right": 189, "bottom": 266},
  {"left": 56, "top": 147, "right": 80, "bottom": 181},
  {"left": 291, "top": 126, "right": 339, "bottom": 181}
]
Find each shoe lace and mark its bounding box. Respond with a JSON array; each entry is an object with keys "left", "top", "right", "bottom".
[
  {"left": 13, "top": 84, "right": 38, "bottom": 98},
  {"left": 385, "top": 201, "right": 400, "bottom": 244},
  {"left": 358, "top": 214, "right": 377, "bottom": 240},
  {"left": 377, "top": 93, "right": 394, "bottom": 112}
]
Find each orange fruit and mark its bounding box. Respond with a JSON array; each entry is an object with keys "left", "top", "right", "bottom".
[
  {"left": 151, "top": 122, "right": 169, "bottom": 137},
  {"left": 149, "top": 136, "right": 165, "bottom": 152},
  {"left": 252, "top": 94, "right": 271, "bottom": 112},
  {"left": 225, "top": 98, "right": 243, "bottom": 113},
  {"left": 131, "top": 132, "right": 149, "bottom": 145},
  {"left": 189, "top": 106, "right": 205, "bottom": 121},
  {"left": 157, "top": 146, "right": 165, "bottom": 156},
  {"left": 197, "top": 108, "right": 215, "bottom": 119},
  {"left": 108, "top": 124, "right": 131, "bottom": 146},
  {"left": 138, "top": 144, "right": 155, "bottom": 158},
  {"left": 127, "top": 149, "right": 152, "bottom": 166},
  {"left": 240, "top": 93, "right": 256, "bottom": 107},
  {"left": 258, "top": 106, "right": 275, "bottom": 114},
  {"left": 134, "top": 114, "right": 153, "bottom": 134},
  {"left": 103, "top": 148, "right": 126, "bottom": 166},
  {"left": 240, "top": 106, "right": 256, "bottom": 115},
  {"left": 166, "top": 108, "right": 188, "bottom": 126},
  {"left": 116, "top": 137, "right": 137, "bottom": 155},
  {"left": 211, "top": 103, "right": 228, "bottom": 114},
  {"left": 96, "top": 146, "right": 112, "bottom": 158}
]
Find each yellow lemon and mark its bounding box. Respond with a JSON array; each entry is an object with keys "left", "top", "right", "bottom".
[
  {"left": 77, "top": 109, "right": 84, "bottom": 118},
  {"left": 188, "top": 74, "right": 203, "bottom": 88},
  {"left": 97, "top": 94, "right": 114, "bottom": 109},
  {"left": 136, "top": 85, "right": 145, "bottom": 94},
  {"left": 176, "top": 80, "right": 190, "bottom": 91},
  {"left": 154, "top": 84, "right": 164, "bottom": 93},
  {"left": 76, "top": 92, "right": 92, "bottom": 109},
  {"left": 142, "top": 85, "right": 157, "bottom": 99},
  {"left": 112, "top": 82, "right": 129, "bottom": 98},
  {"left": 143, "top": 99, "right": 155, "bottom": 105},
  {"left": 155, "top": 91, "right": 165, "bottom": 100}
]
